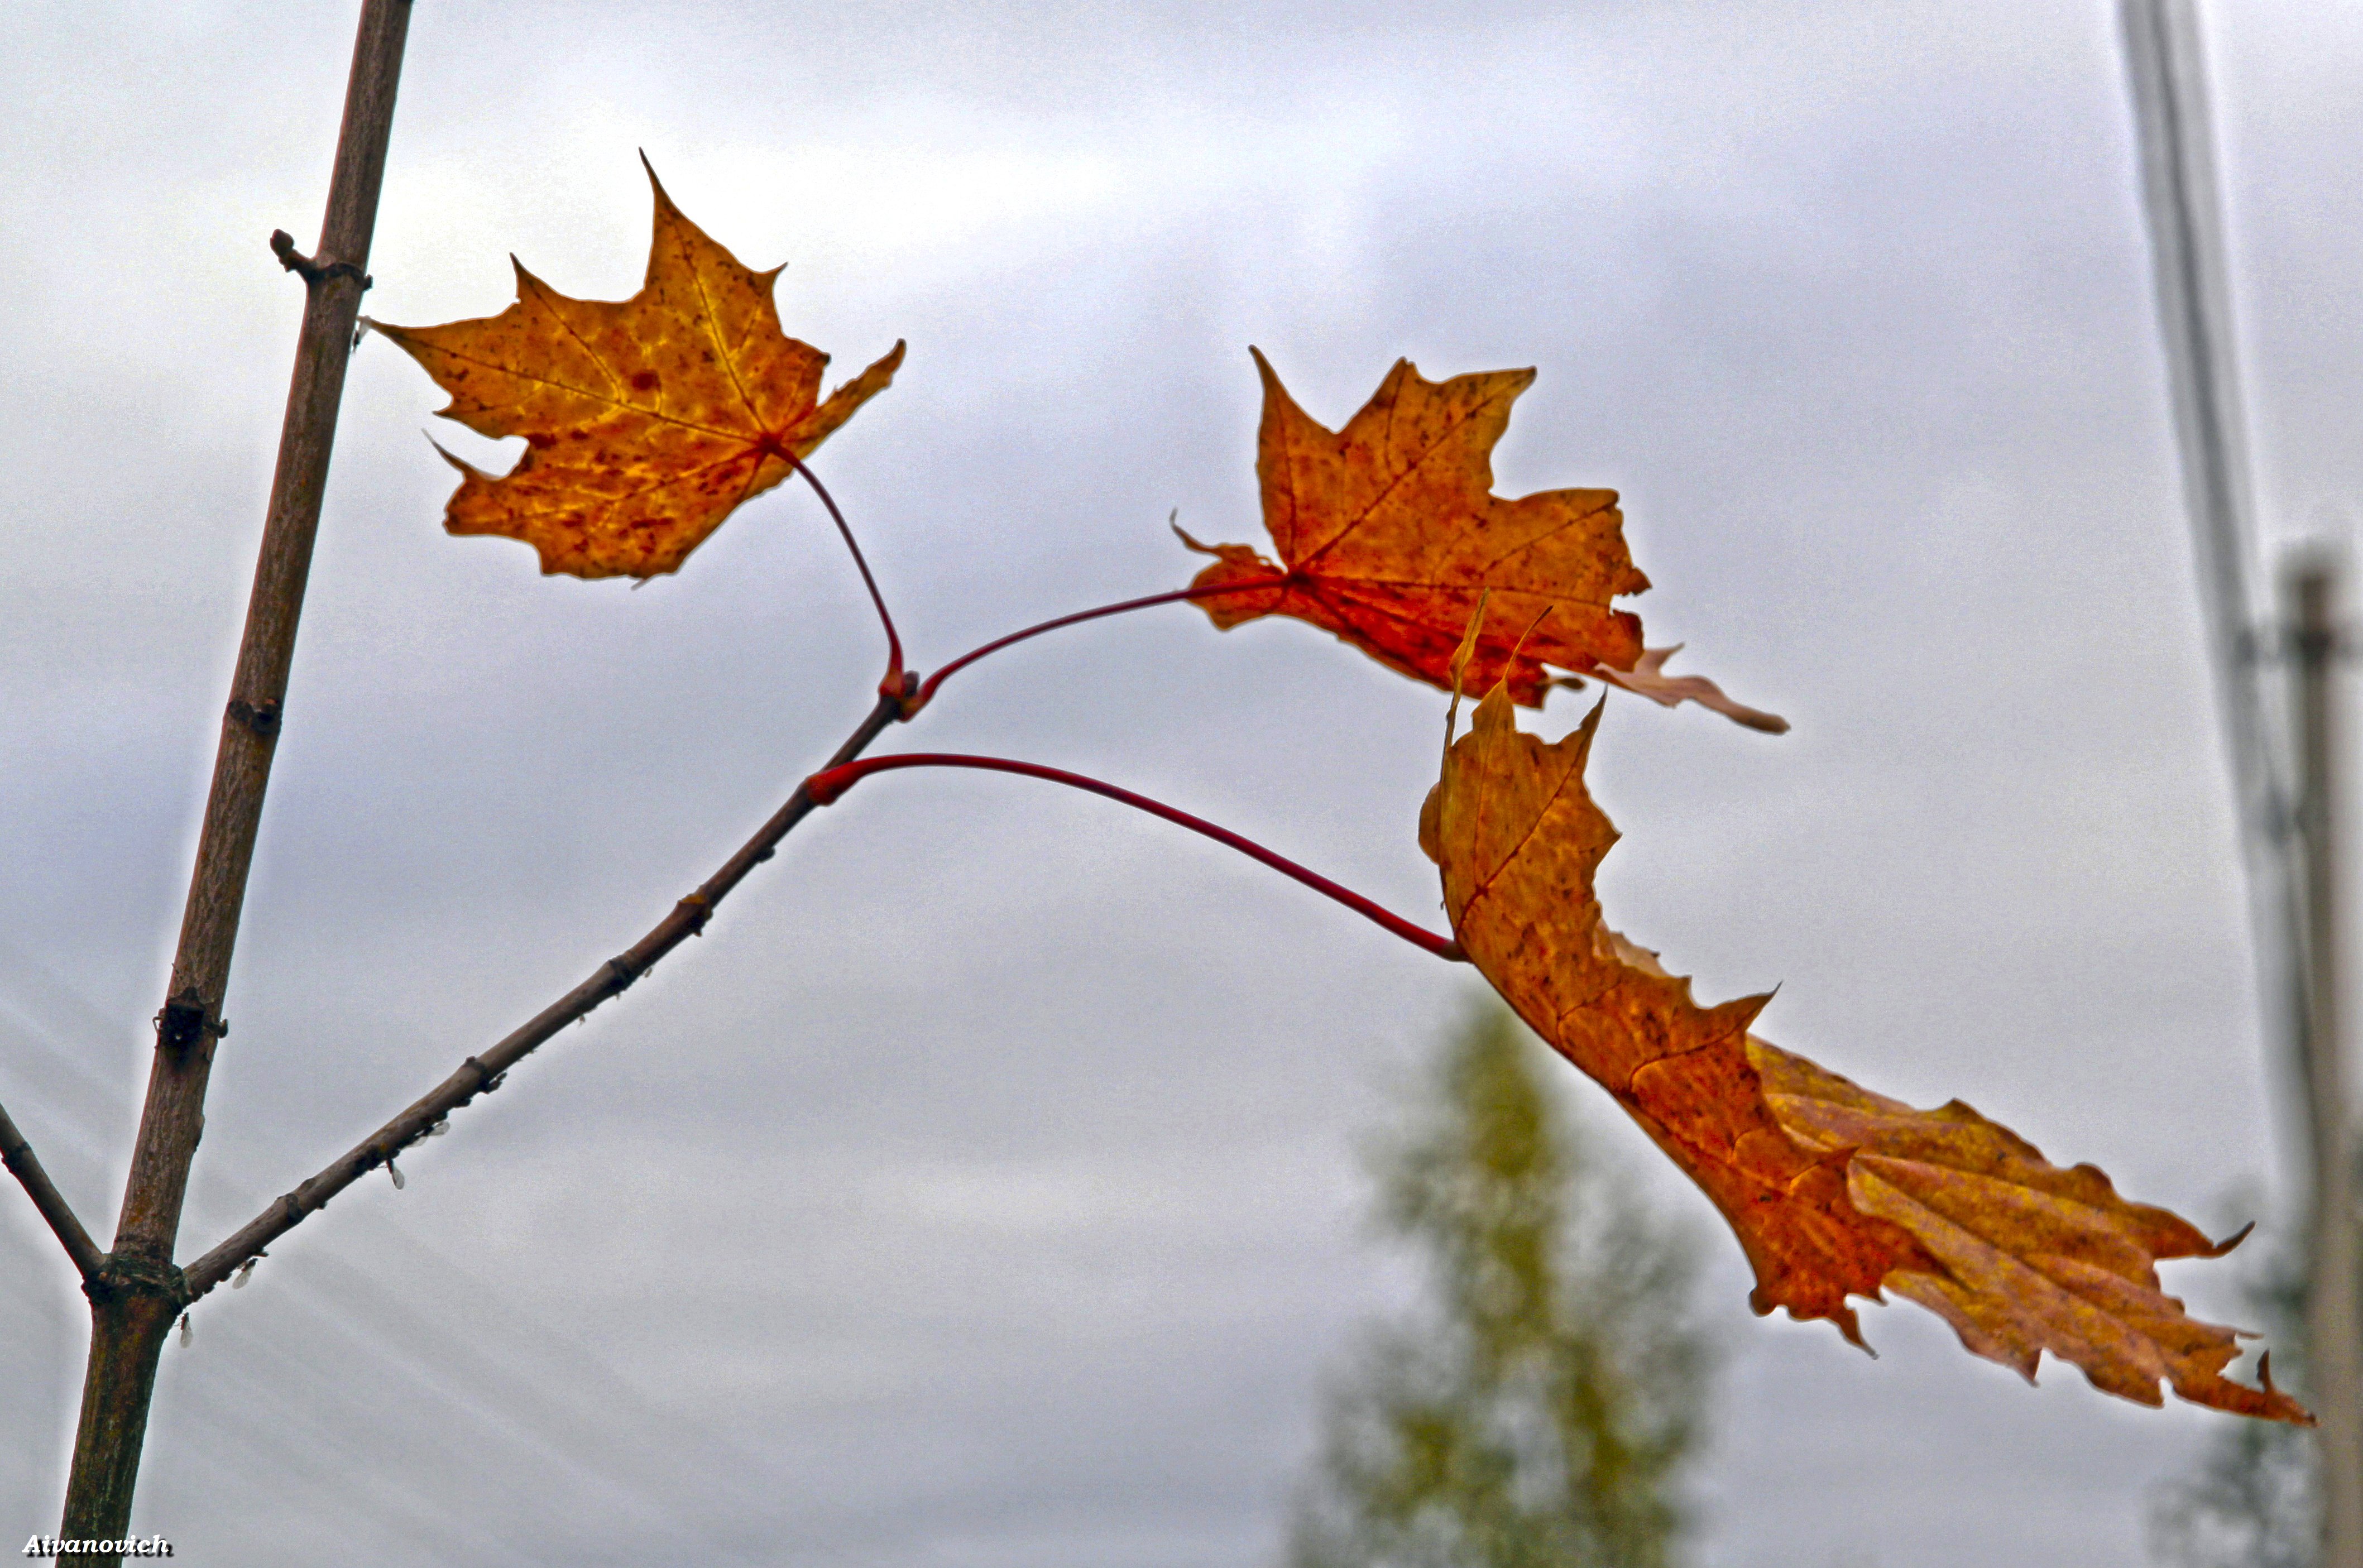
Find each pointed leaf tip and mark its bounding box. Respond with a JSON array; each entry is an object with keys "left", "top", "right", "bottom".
[
  {"left": 2206, "top": 1220, "right": 2256, "bottom": 1257},
  {"left": 638, "top": 149, "right": 673, "bottom": 205}
]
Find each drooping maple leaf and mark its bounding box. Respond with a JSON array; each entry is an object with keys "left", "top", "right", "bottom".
[
  {"left": 1420, "top": 680, "right": 2309, "bottom": 1422},
  {"left": 371, "top": 158, "right": 903, "bottom": 579},
  {"left": 1180, "top": 349, "right": 1784, "bottom": 732},
  {"left": 1752, "top": 1042, "right": 2303, "bottom": 1418}
]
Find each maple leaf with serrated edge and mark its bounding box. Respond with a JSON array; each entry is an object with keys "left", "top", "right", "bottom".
[
  {"left": 370, "top": 157, "right": 903, "bottom": 579},
  {"left": 1755, "top": 1041, "right": 2306, "bottom": 1419},
  {"left": 1180, "top": 349, "right": 1784, "bottom": 731},
  {"left": 1421, "top": 680, "right": 2310, "bottom": 1422}
]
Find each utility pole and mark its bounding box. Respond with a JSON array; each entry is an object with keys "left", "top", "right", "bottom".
[
  {"left": 2120, "top": 4, "right": 2361, "bottom": 1556},
  {"left": 2293, "top": 557, "right": 2362, "bottom": 1565}
]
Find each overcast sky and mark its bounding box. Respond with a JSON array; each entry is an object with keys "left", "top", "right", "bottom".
[{"left": 5, "top": 2, "right": 2362, "bottom": 1564}]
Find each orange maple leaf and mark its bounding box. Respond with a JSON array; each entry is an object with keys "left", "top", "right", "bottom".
[
  {"left": 1180, "top": 349, "right": 1784, "bottom": 732},
  {"left": 1421, "top": 680, "right": 2309, "bottom": 1422},
  {"left": 371, "top": 159, "right": 903, "bottom": 579}
]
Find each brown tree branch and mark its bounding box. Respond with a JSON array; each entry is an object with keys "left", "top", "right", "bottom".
[
  {"left": 112, "top": 0, "right": 410, "bottom": 1270},
  {"left": 63, "top": 2, "right": 414, "bottom": 1553},
  {"left": 0, "top": 1097, "right": 104, "bottom": 1283},
  {"left": 182, "top": 685, "right": 910, "bottom": 1300}
]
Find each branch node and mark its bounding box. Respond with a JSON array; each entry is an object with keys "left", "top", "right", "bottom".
[
  {"left": 225, "top": 696, "right": 282, "bottom": 737},
  {"left": 154, "top": 991, "right": 227, "bottom": 1052},
  {"left": 604, "top": 955, "right": 641, "bottom": 992},
  {"left": 87, "top": 1250, "right": 190, "bottom": 1312},
  {"left": 270, "top": 228, "right": 372, "bottom": 291},
  {"left": 675, "top": 893, "right": 712, "bottom": 936}
]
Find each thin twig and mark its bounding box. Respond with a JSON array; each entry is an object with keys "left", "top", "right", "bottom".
[
  {"left": 0, "top": 1098, "right": 104, "bottom": 1283},
  {"left": 777, "top": 449, "right": 904, "bottom": 693},
  {"left": 912, "top": 577, "right": 1288, "bottom": 713},
  {"left": 181, "top": 686, "right": 909, "bottom": 1300},
  {"left": 804, "top": 752, "right": 1464, "bottom": 962}
]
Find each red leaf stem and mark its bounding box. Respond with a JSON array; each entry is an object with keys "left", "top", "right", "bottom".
[
  {"left": 912, "top": 577, "right": 1290, "bottom": 712},
  {"left": 806, "top": 752, "right": 1464, "bottom": 962},
  {"left": 778, "top": 448, "right": 905, "bottom": 693}
]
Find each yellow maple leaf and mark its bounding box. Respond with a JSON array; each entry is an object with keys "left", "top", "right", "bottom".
[{"left": 371, "top": 158, "right": 902, "bottom": 579}]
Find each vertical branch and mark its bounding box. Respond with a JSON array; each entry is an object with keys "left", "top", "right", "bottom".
[
  {"left": 61, "top": 1, "right": 413, "bottom": 1554},
  {"left": 116, "top": 0, "right": 410, "bottom": 1268}
]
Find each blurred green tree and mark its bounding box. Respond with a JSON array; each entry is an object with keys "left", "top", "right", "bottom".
[{"left": 1287, "top": 1001, "right": 1709, "bottom": 1568}]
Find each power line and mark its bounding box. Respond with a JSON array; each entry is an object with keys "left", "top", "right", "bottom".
[{"left": 2117, "top": 0, "right": 2308, "bottom": 1158}]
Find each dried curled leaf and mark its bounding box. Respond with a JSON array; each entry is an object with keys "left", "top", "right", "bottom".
[
  {"left": 1421, "top": 686, "right": 1920, "bottom": 1342},
  {"left": 1757, "top": 1043, "right": 2308, "bottom": 1421},
  {"left": 1421, "top": 680, "right": 2308, "bottom": 1422},
  {"left": 372, "top": 159, "right": 903, "bottom": 579},
  {"left": 1182, "top": 349, "right": 1782, "bottom": 731},
  {"left": 1586, "top": 645, "right": 1787, "bottom": 735}
]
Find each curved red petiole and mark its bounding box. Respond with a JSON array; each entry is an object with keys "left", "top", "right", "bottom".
[
  {"left": 775, "top": 447, "right": 905, "bottom": 693},
  {"left": 804, "top": 752, "right": 1465, "bottom": 962},
  {"left": 912, "top": 577, "right": 1291, "bottom": 713}
]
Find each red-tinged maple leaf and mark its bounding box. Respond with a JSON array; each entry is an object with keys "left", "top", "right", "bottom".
[
  {"left": 1179, "top": 349, "right": 1784, "bottom": 732},
  {"left": 1420, "top": 679, "right": 2309, "bottom": 1422},
  {"left": 370, "top": 158, "right": 903, "bottom": 580}
]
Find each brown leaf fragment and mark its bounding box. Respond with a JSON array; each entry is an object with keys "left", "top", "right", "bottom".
[
  {"left": 1585, "top": 645, "right": 1789, "bottom": 735},
  {"left": 1422, "top": 678, "right": 2310, "bottom": 1422},
  {"left": 371, "top": 157, "right": 903, "bottom": 579}
]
